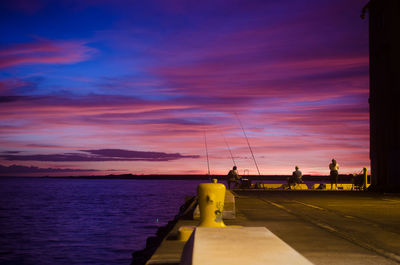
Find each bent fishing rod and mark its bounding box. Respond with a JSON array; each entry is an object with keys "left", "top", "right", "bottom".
[
  {"left": 221, "top": 131, "right": 236, "bottom": 167},
  {"left": 235, "top": 113, "right": 261, "bottom": 176},
  {"left": 203, "top": 129, "right": 211, "bottom": 176}
]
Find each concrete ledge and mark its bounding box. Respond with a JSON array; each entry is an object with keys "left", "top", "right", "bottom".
[
  {"left": 145, "top": 220, "right": 194, "bottom": 265},
  {"left": 222, "top": 190, "right": 236, "bottom": 219},
  {"left": 181, "top": 227, "right": 313, "bottom": 265},
  {"left": 311, "top": 183, "right": 371, "bottom": 190}
]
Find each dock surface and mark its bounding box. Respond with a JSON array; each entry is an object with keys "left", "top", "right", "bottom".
[{"left": 144, "top": 191, "right": 400, "bottom": 265}]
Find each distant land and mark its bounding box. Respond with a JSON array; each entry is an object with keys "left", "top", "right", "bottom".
[{"left": 1, "top": 174, "right": 365, "bottom": 182}]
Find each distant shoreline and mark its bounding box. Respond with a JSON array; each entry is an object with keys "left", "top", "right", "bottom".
[{"left": 1, "top": 174, "right": 366, "bottom": 182}]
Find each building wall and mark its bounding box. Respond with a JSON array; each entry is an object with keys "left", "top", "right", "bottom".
[{"left": 367, "top": 0, "right": 400, "bottom": 192}]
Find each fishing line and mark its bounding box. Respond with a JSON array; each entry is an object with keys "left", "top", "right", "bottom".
[
  {"left": 204, "top": 129, "right": 211, "bottom": 176},
  {"left": 235, "top": 113, "right": 261, "bottom": 175},
  {"left": 221, "top": 132, "right": 236, "bottom": 167}
]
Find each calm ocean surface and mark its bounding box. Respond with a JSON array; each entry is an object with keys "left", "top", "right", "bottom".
[{"left": 0, "top": 178, "right": 204, "bottom": 265}]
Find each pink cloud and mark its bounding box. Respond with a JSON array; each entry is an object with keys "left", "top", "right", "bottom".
[
  {"left": 0, "top": 38, "right": 96, "bottom": 68},
  {"left": 0, "top": 92, "right": 370, "bottom": 175}
]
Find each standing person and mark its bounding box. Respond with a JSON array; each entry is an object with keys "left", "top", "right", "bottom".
[
  {"left": 288, "top": 166, "right": 303, "bottom": 189},
  {"left": 329, "top": 159, "right": 339, "bottom": 190},
  {"left": 226, "top": 166, "right": 240, "bottom": 189}
]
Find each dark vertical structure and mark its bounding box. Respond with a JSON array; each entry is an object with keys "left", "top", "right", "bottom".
[{"left": 362, "top": 0, "right": 400, "bottom": 192}]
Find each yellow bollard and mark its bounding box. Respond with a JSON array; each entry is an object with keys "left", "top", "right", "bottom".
[
  {"left": 197, "top": 182, "right": 226, "bottom": 227},
  {"left": 363, "top": 167, "right": 368, "bottom": 191}
]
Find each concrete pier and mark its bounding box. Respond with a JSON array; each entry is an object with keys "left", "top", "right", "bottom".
[{"left": 140, "top": 190, "right": 400, "bottom": 265}]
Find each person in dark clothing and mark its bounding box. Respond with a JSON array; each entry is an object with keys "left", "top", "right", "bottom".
[{"left": 226, "top": 166, "right": 240, "bottom": 189}]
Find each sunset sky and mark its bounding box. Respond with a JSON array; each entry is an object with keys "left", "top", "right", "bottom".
[{"left": 0, "top": 0, "right": 370, "bottom": 176}]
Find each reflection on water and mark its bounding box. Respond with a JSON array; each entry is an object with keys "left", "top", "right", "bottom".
[{"left": 0, "top": 178, "right": 202, "bottom": 265}]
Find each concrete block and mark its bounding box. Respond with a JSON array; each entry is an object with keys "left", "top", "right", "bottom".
[
  {"left": 180, "top": 227, "right": 313, "bottom": 265},
  {"left": 223, "top": 190, "right": 236, "bottom": 219},
  {"left": 193, "top": 205, "right": 199, "bottom": 220}
]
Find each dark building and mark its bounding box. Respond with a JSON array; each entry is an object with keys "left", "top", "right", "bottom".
[{"left": 362, "top": 0, "right": 400, "bottom": 192}]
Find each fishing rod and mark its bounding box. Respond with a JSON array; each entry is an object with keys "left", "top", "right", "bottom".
[
  {"left": 203, "top": 129, "right": 211, "bottom": 176},
  {"left": 235, "top": 113, "right": 261, "bottom": 176},
  {"left": 221, "top": 132, "right": 236, "bottom": 167}
]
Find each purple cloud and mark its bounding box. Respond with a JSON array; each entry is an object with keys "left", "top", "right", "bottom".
[
  {"left": 1, "top": 149, "right": 199, "bottom": 162},
  {"left": 80, "top": 149, "right": 199, "bottom": 161},
  {"left": 0, "top": 164, "right": 99, "bottom": 174},
  {"left": 0, "top": 96, "right": 26, "bottom": 103}
]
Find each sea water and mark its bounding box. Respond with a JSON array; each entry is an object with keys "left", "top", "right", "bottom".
[{"left": 0, "top": 178, "right": 203, "bottom": 265}]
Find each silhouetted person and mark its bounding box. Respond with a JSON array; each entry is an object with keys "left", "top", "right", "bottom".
[
  {"left": 329, "top": 159, "right": 339, "bottom": 190},
  {"left": 226, "top": 166, "right": 240, "bottom": 189},
  {"left": 288, "top": 166, "right": 303, "bottom": 189}
]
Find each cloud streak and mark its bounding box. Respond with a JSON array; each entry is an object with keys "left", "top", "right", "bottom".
[
  {"left": 0, "top": 164, "right": 99, "bottom": 174},
  {"left": 0, "top": 38, "right": 96, "bottom": 68},
  {"left": 1, "top": 149, "right": 199, "bottom": 162}
]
